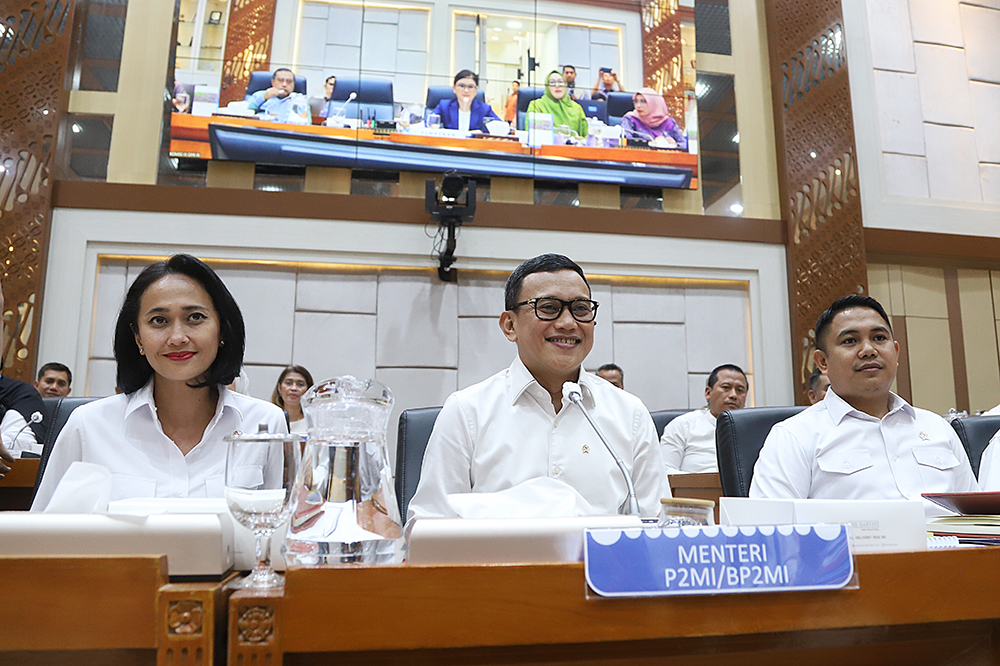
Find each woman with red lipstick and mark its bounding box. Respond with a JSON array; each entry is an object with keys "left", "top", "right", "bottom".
[
  {"left": 271, "top": 365, "right": 314, "bottom": 434},
  {"left": 32, "top": 254, "right": 287, "bottom": 510}
]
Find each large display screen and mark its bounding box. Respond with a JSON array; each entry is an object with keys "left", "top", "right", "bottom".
[{"left": 168, "top": 0, "right": 698, "bottom": 189}]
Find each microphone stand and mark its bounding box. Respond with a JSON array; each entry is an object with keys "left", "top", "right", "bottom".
[
  {"left": 563, "top": 383, "right": 641, "bottom": 517},
  {"left": 7, "top": 411, "right": 42, "bottom": 456}
]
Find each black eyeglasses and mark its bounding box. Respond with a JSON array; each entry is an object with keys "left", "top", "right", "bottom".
[{"left": 514, "top": 298, "right": 599, "bottom": 322}]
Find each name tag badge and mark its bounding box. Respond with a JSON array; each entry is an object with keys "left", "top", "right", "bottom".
[{"left": 584, "top": 524, "right": 854, "bottom": 597}]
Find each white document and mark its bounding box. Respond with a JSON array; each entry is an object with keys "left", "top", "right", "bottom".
[{"left": 720, "top": 497, "right": 927, "bottom": 553}]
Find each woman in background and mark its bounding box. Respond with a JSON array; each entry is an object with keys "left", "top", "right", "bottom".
[
  {"left": 621, "top": 88, "right": 687, "bottom": 149},
  {"left": 526, "top": 70, "right": 588, "bottom": 140},
  {"left": 32, "top": 254, "right": 287, "bottom": 510},
  {"left": 272, "top": 365, "right": 314, "bottom": 434},
  {"left": 432, "top": 70, "right": 501, "bottom": 132}
]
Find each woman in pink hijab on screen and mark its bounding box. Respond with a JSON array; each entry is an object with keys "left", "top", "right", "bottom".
[{"left": 620, "top": 87, "right": 687, "bottom": 150}]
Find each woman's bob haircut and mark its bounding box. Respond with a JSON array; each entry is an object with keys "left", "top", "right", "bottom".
[{"left": 113, "top": 254, "right": 245, "bottom": 394}]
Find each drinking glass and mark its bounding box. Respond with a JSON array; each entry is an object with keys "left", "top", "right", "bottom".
[
  {"left": 426, "top": 112, "right": 441, "bottom": 128},
  {"left": 225, "top": 432, "right": 301, "bottom": 589}
]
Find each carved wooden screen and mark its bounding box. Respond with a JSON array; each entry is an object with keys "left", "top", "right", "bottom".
[
  {"left": 641, "top": 0, "right": 685, "bottom": 128},
  {"left": 219, "top": 0, "right": 278, "bottom": 107},
  {"left": 765, "top": 0, "right": 866, "bottom": 403},
  {"left": 0, "top": 0, "right": 74, "bottom": 380}
]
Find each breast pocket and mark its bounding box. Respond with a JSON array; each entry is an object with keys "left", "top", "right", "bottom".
[
  {"left": 912, "top": 445, "right": 961, "bottom": 471},
  {"left": 109, "top": 474, "right": 157, "bottom": 501},
  {"left": 817, "top": 448, "right": 874, "bottom": 475},
  {"left": 229, "top": 465, "right": 265, "bottom": 489}
]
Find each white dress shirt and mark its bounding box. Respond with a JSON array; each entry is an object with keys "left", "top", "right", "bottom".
[
  {"left": 750, "top": 389, "right": 978, "bottom": 514},
  {"left": 407, "top": 356, "right": 666, "bottom": 521},
  {"left": 659, "top": 407, "right": 717, "bottom": 474},
  {"left": 1, "top": 409, "right": 42, "bottom": 458},
  {"left": 32, "top": 381, "right": 287, "bottom": 511}
]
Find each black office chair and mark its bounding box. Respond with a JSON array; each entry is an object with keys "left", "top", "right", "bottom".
[
  {"left": 951, "top": 415, "right": 1000, "bottom": 479},
  {"left": 394, "top": 406, "right": 442, "bottom": 520},
  {"left": 575, "top": 98, "right": 608, "bottom": 124},
  {"left": 425, "top": 85, "right": 486, "bottom": 112},
  {"left": 716, "top": 406, "right": 805, "bottom": 497},
  {"left": 323, "top": 75, "right": 395, "bottom": 122},
  {"left": 515, "top": 85, "right": 545, "bottom": 130},
  {"left": 34, "top": 396, "right": 102, "bottom": 496},
  {"left": 606, "top": 91, "right": 634, "bottom": 126},
  {"left": 649, "top": 409, "right": 689, "bottom": 439},
  {"left": 245, "top": 70, "right": 308, "bottom": 99}
]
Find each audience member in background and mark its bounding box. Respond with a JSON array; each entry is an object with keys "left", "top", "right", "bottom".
[
  {"left": 527, "top": 71, "right": 588, "bottom": 140},
  {"left": 272, "top": 365, "right": 314, "bottom": 434},
  {"left": 35, "top": 362, "right": 72, "bottom": 398},
  {"left": 408, "top": 253, "right": 664, "bottom": 521},
  {"left": 246, "top": 67, "right": 310, "bottom": 125},
  {"left": 660, "top": 364, "right": 748, "bottom": 475},
  {"left": 0, "top": 275, "right": 46, "bottom": 464},
  {"left": 596, "top": 363, "right": 624, "bottom": 389},
  {"left": 32, "top": 254, "right": 287, "bottom": 510},
  {"left": 504, "top": 80, "right": 519, "bottom": 123},
  {"left": 621, "top": 88, "right": 687, "bottom": 149},
  {"left": 562, "top": 65, "right": 580, "bottom": 100},
  {"left": 432, "top": 70, "right": 501, "bottom": 133},
  {"left": 318, "top": 74, "right": 337, "bottom": 118},
  {"left": 806, "top": 366, "right": 830, "bottom": 405},
  {"left": 591, "top": 67, "right": 623, "bottom": 100},
  {"left": 750, "top": 295, "right": 977, "bottom": 513}
]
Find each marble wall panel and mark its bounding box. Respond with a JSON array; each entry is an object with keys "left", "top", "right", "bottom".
[
  {"left": 924, "top": 124, "right": 983, "bottom": 202},
  {"left": 240, "top": 364, "right": 288, "bottom": 403},
  {"left": 611, "top": 285, "right": 685, "bottom": 323},
  {"left": 292, "top": 311, "right": 377, "bottom": 383},
  {"left": 86, "top": 358, "right": 117, "bottom": 397},
  {"left": 960, "top": 4, "right": 1000, "bottom": 83},
  {"left": 866, "top": 0, "right": 916, "bottom": 72},
  {"left": 873, "top": 71, "right": 926, "bottom": 156},
  {"left": 360, "top": 21, "right": 398, "bottom": 73},
  {"left": 457, "top": 277, "right": 505, "bottom": 317},
  {"left": 216, "top": 267, "right": 296, "bottom": 365},
  {"left": 982, "top": 164, "right": 1000, "bottom": 204},
  {"left": 909, "top": 0, "right": 965, "bottom": 47},
  {"left": 295, "top": 272, "right": 377, "bottom": 314},
  {"left": 376, "top": 367, "right": 458, "bottom": 466},
  {"left": 900, "top": 265, "right": 949, "bottom": 318},
  {"left": 90, "top": 262, "right": 128, "bottom": 359},
  {"left": 457, "top": 316, "right": 517, "bottom": 390},
  {"left": 883, "top": 153, "right": 930, "bottom": 198},
  {"left": 612, "top": 322, "right": 688, "bottom": 412},
  {"left": 905, "top": 316, "right": 957, "bottom": 412},
  {"left": 913, "top": 43, "right": 975, "bottom": 127},
  {"left": 376, "top": 275, "right": 458, "bottom": 368},
  {"left": 970, "top": 82, "right": 1000, "bottom": 163},
  {"left": 683, "top": 288, "right": 750, "bottom": 373}
]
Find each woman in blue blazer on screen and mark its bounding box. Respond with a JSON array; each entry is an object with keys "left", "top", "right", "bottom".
[{"left": 432, "top": 70, "right": 501, "bottom": 132}]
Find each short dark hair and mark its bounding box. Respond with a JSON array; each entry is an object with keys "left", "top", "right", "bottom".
[
  {"left": 814, "top": 295, "right": 892, "bottom": 353},
  {"left": 271, "top": 365, "right": 315, "bottom": 408},
  {"left": 114, "top": 254, "right": 245, "bottom": 394},
  {"left": 38, "top": 362, "right": 72, "bottom": 385},
  {"left": 708, "top": 364, "right": 747, "bottom": 388},
  {"left": 504, "top": 254, "right": 590, "bottom": 311},
  {"left": 325, "top": 75, "right": 336, "bottom": 85},
  {"left": 597, "top": 363, "right": 623, "bottom": 380},
  {"left": 808, "top": 366, "right": 826, "bottom": 391},
  {"left": 454, "top": 69, "right": 479, "bottom": 86},
  {"left": 562, "top": 64, "right": 576, "bottom": 73},
  {"left": 273, "top": 67, "right": 293, "bottom": 80}
]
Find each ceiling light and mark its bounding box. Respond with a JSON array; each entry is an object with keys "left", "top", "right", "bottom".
[
  {"left": 730, "top": 203, "right": 744, "bottom": 214},
  {"left": 695, "top": 81, "right": 710, "bottom": 98},
  {"left": 732, "top": 132, "right": 740, "bottom": 144},
  {"left": 493, "top": 27, "right": 502, "bottom": 32},
  {"left": 72, "top": 123, "right": 82, "bottom": 133},
  {"left": 809, "top": 151, "right": 817, "bottom": 158},
  {"left": 491, "top": 35, "right": 498, "bottom": 40},
  {"left": 507, "top": 20, "right": 522, "bottom": 29}
]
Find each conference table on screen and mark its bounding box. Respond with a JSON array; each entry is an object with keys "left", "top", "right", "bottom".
[
  {"left": 168, "top": 114, "right": 698, "bottom": 189},
  {"left": 0, "top": 456, "right": 39, "bottom": 510}
]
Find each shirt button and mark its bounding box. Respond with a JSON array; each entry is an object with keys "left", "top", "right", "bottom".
[
  {"left": 892, "top": 455, "right": 898, "bottom": 461},
  {"left": 553, "top": 466, "right": 562, "bottom": 475},
  {"left": 843, "top": 462, "right": 850, "bottom": 469}
]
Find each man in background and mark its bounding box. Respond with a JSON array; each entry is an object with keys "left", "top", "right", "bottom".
[
  {"left": 35, "top": 362, "right": 71, "bottom": 398},
  {"left": 660, "top": 364, "right": 748, "bottom": 475},
  {"left": 562, "top": 65, "right": 580, "bottom": 100},
  {"left": 504, "top": 80, "right": 519, "bottom": 123},
  {"left": 806, "top": 366, "right": 830, "bottom": 405},
  {"left": 246, "top": 67, "right": 310, "bottom": 125},
  {"left": 596, "top": 363, "right": 624, "bottom": 389}
]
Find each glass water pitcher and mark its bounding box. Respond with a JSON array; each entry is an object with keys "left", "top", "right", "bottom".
[{"left": 284, "top": 376, "right": 403, "bottom": 564}]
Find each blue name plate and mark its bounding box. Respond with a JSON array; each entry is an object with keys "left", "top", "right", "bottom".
[{"left": 584, "top": 524, "right": 854, "bottom": 597}]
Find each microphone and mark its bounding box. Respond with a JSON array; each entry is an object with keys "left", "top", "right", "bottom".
[
  {"left": 8, "top": 411, "right": 43, "bottom": 454},
  {"left": 562, "top": 382, "right": 641, "bottom": 517},
  {"left": 327, "top": 92, "right": 357, "bottom": 120}
]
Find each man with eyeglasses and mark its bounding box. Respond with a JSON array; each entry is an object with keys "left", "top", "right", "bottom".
[
  {"left": 407, "top": 254, "right": 666, "bottom": 522},
  {"left": 246, "top": 67, "right": 310, "bottom": 125}
]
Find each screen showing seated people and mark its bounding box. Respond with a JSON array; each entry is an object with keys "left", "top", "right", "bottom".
[{"left": 168, "top": 0, "right": 699, "bottom": 190}]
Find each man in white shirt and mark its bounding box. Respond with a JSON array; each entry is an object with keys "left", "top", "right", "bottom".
[
  {"left": 806, "top": 366, "right": 830, "bottom": 405},
  {"left": 660, "top": 364, "right": 748, "bottom": 475},
  {"left": 246, "top": 68, "right": 310, "bottom": 125},
  {"left": 750, "top": 295, "right": 977, "bottom": 510},
  {"left": 407, "top": 254, "right": 665, "bottom": 521},
  {"left": 596, "top": 363, "right": 624, "bottom": 389}
]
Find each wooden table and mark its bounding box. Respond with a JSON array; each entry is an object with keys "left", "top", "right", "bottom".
[
  {"left": 2, "top": 555, "right": 233, "bottom": 666},
  {"left": 669, "top": 472, "right": 723, "bottom": 523},
  {"left": 228, "top": 547, "right": 1000, "bottom": 665},
  {"left": 0, "top": 456, "right": 39, "bottom": 510}
]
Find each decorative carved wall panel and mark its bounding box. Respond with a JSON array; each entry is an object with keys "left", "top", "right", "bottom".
[
  {"left": 641, "top": 0, "right": 686, "bottom": 129},
  {"left": 765, "top": 0, "right": 866, "bottom": 403},
  {"left": 0, "top": 0, "right": 74, "bottom": 380},
  {"left": 219, "top": 0, "right": 277, "bottom": 107}
]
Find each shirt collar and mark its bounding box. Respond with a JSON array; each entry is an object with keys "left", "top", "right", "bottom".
[
  {"left": 507, "top": 356, "right": 594, "bottom": 407},
  {"left": 824, "top": 387, "right": 913, "bottom": 423},
  {"left": 124, "top": 379, "right": 245, "bottom": 426}
]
